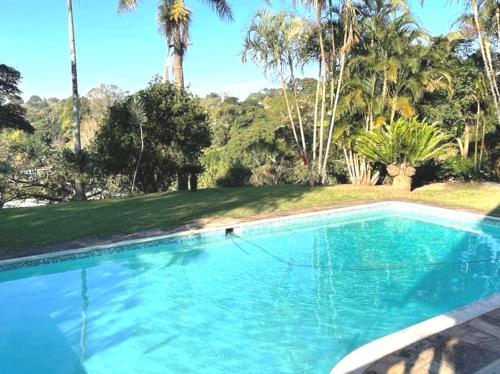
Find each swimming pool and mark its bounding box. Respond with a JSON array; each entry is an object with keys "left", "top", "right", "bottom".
[{"left": 1, "top": 202, "right": 499, "bottom": 373}]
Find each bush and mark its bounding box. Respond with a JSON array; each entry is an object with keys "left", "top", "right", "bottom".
[
  {"left": 216, "top": 165, "right": 252, "bottom": 187},
  {"left": 437, "top": 156, "right": 486, "bottom": 181}
]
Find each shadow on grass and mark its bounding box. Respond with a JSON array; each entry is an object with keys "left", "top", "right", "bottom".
[
  {"left": 0, "top": 185, "right": 315, "bottom": 255},
  {"left": 1, "top": 183, "right": 498, "bottom": 257}
]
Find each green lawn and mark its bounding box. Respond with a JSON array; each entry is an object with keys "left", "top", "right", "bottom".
[{"left": 1, "top": 183, "right": 499, "bottom": 258}]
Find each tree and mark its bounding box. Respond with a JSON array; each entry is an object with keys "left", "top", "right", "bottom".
[
  {"left": 421, "top": 0, "right": 500, "bottom": 125},
  {"left": 67, "top": 0, "right": 86, "bottom": 200},
  {"left": 340, "top": 2, "right": 431, "bottom": 185},
  {"left": 25, "top": 95, "right": 48, "bottom": 110},
  {"left": 94, "top": 80, "right": 210, "bottom": 193},
  {"left": 458, "top": 0, "right": 500, "bottom": 126},
  {"left": 118, "top": 0, "right": 233, "bottom": 89},
  {"left": 83, "top": 84, "right": 126, "bottom": 147},
  {"left": 243, "top": 3, "right": 357, "bottom": 185},
  {"left": 128, "top": 96, "right": 147, "bottom": 194},
  {"left": 0, "top": 64, "right": 33, "bottom": 133},
  {"left": 356, "top": 118, "right": 451, "bottom": 190},
  {"left": 86, "top": 84, "right": 126, "bottom": 122}
]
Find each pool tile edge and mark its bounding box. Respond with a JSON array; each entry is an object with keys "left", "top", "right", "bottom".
[
  {"left": 1, "top": 200, "right": 498, "bottom": 270},
  {"left": 0, "top": 201, "right": 392, "bottom": 269}
]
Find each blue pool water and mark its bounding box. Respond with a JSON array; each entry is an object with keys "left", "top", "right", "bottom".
[{"left": 1, "top": 205, "right": 499, "bottom": 373}]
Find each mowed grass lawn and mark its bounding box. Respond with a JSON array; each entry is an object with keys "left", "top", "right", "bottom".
[{"left": 0, "top": 183, "right": 499, "bottom": 256}]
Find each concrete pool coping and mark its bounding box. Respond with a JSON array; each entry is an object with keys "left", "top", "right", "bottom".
[
  {"left": 1, "top": 200, "right": 498, "bottom": 269},
  {"left": 330, "top": 293, "right": 500, "bottom": 374}
]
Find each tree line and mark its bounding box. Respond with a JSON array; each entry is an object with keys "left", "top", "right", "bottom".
[{"left": 0, "top": 0, "right": 499, "bottom": 207}]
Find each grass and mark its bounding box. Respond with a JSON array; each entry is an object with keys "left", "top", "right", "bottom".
[{"left": 1, "top": 183, "right": 499, "bottom": 257}]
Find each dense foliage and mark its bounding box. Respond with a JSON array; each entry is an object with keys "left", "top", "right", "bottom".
[
  {"left": 95, "top": 80, "right": 210, "bottom": 193},
  {"left": 0, "top": 64, "right": 33, "bottom": 133},
  {"left": 1, "top": 0, "right": 499, "bottom": 207},
  {"left": 356, "top": 119, "right": 451, "bottom": 167}
]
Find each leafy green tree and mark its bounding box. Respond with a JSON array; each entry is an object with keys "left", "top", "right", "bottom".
[
  {"left": 94, "top": 80, "right": 210, "bottom": 193},
  {"left": 0, "top": 64, "right": 33, "bottom": 133},
  {"left": 25, "top": 95, "right": 48, "bottom": 110},
  {"left": 199, "top": 86, "right": 307, "bottom": 187}
]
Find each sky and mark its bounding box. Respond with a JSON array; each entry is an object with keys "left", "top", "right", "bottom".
[{"left": 0, "top": 0, "right": 465, "bottom": 101}]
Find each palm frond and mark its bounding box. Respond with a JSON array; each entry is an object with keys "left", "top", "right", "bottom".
[
  {"left": 199, "top": 0, "right": 233, "bottom": 21},
  {"left": 356, "top": 118, "right": 452, "bottom": 167},
  {"left": 118, "top": 0, "right": 139, "bottom": 13}
]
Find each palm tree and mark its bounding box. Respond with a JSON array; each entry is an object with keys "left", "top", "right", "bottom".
[
  {"left": 243, "top": 3, "right": 357, "bottom": 184},
  {"left": 118, "top": 0, "right": 233, "bottom": 89},
  {"left": 67, "top": 0, "right": 86, "bottom": 201},
  {"left": 339, "top": 1, "right": 449, "bottom": 185},
  {"left": 421, "top": 0, "right": 500, "bottom": 125},
  {"left": 242, "top": 11, "right": 310, "bottom": 170},
  {"left": 464, "top": 0, "right": 500, "bottom": 126}
]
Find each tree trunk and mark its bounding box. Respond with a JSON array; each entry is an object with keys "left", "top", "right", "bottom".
[
  {"left": 67, "top": 0, "right": 86, "bottom": 201},
  {"left": 393, "top": 174, "right": 412, "bottom": 191},
  {"left": 343, "top": 148, "right": 379, "bottom": 185},
  {"left": 189, "top": 173, "right": 198, "bottom": 192},
  {"left": 312, "top": 66, "right": 321, "bottom": 162},
  {"left": 172, "top": 26, "right": 184, "bottom": 89},
  {"left": 388, "top": 163, "right": 415, "bottom": 191},
  {"left": 496, "top": 7, "right": 500, "bottom": 46},
  {"left": 321, "top": 51, "right": 347, "bottom": 183},
  {"left": 320, "top": 1, "right": 354, "bottom": 184},
  {"left": 131, "top": 121, "right": 144, "bottom": 194},
  {"left": 479, "top": 116, "right": 486, "bottom": 168},
  {"left": 288, "top": 59, "right": 308, "bottom": 166},
  {"left": 164, "top": 46, "right": 171, "bottom": 83},
  {"left": 173, "top": 51, "right": 184, "bottom": 89},
  {"left": 474, "top": 100, "right": 480, "bottom": 171},
  {"left": 463, "top": 124, "right": 470, "bottom": 159},
  {"left": 471, "top": 0, "right": 500, "bottom": 126},
  {"left": 177, "top": 173, "right": 188, "bottom": 191}
]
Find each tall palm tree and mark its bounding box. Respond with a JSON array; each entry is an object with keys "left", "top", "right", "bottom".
[
  {"left": 242, "top": 11, "right": 309, "bottom": 166},
  {"left": 119, "top": 0, "right": 233, "bottom": 89},
  {"left": 67, "top": 0, "right": 86, "bottom": 201},
  {"left": 243, "top": 3, "right": 357, "bottom": 184}
]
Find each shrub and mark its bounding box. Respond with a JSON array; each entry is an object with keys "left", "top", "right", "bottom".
[
  {"left": 356, "top": 118, "right": 451, "bottom": 190},
  {"left": 216, "top": 165, "right": 252, "bottom": 187},
  {"left": 437, "top": 156, "right": 487, "bottom": 181}
]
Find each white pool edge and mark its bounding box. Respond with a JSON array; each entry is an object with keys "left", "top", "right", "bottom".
[
  {"left": 330, "top": 292, "right": 500, "bottom": 374},
  {"left": 1, "top": 200, "right": 498, "bottom": 269}
]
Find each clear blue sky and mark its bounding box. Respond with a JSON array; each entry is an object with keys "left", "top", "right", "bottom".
[{"left": 0, "top": 0, "right": 465, "bottom": 101}]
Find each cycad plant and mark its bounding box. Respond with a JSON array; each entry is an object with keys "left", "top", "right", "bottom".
[{"left": 356, "top": 118, "right": 451, "bottom": 191}]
